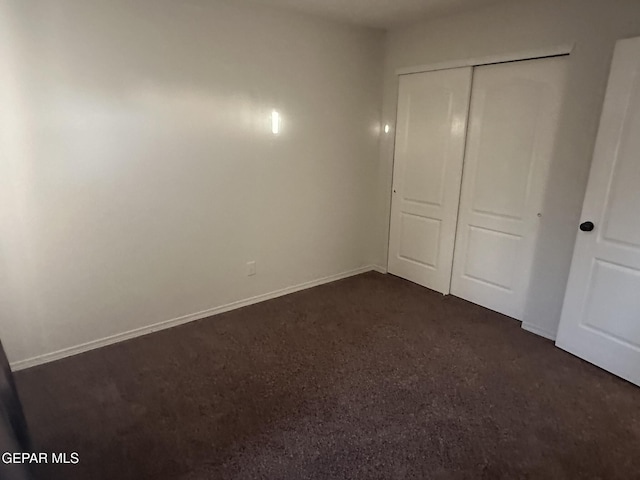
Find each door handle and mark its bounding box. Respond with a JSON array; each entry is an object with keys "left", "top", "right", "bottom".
[{"left": 580, "top": 221, "right": 595, "bottom": 232}]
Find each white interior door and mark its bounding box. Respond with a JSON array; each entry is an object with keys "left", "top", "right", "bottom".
[
  {"left": 451, "top": 56, "right": 568, "bottom": 319},
  {"left": 388, "top": 67, "right": 472, "bottom": 294},
  {"left": 556, "top": 37, "right": 640, "bottom": 386}
]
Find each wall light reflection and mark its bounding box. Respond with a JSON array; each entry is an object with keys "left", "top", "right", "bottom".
[{"left": 271, "top": 110, "right": 280, "bottom": 135}]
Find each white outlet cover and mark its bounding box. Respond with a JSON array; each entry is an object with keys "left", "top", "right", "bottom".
[{"left": 247, "top": 261, "right": 256, "bottom": 276}]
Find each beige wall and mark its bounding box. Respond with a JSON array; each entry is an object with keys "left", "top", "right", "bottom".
[
  {"left": 0, "top": 0, "right": 384, "bottom": 366},
  {"left": 375, "top": 0, "right": 640, "bottom": 339}
]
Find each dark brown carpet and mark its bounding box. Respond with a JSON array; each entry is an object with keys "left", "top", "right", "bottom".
[{"left": 14, "top": 272, "right": 640, "bottom": 479}]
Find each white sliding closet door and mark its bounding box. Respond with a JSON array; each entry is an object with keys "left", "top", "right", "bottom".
[
  {"left": 451, "top": 57, "right": 568, "bottom": 319},
  {"left": 388, "top": 67, "right": 472, "bottom": 294}
]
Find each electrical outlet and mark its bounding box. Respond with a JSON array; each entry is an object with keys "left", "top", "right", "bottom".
[{"left": 246, "top": 261, "right": 256, "bottom": 276}]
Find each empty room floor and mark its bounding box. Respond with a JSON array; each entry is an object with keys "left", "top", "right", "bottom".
[{"left": 15, "top": 272, "right": 640, "bottom": 479}]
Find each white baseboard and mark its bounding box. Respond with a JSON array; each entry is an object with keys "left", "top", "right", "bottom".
[
  {"left": 521, "top": 322, "right": 557, "bottom": 341},
  {"left": 371, "top": 264, "right": 387, "bottom": 274},
  {"left": 11, "top": 265, "right": 377, "bottom": 372}
]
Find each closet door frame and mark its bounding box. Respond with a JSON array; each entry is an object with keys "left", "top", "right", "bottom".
[
  {"left": 395, "top": 44, "right": 574, "bottom": 77},
  {"left": 386, "top": 43, "right": 573, "bottom": 292}
]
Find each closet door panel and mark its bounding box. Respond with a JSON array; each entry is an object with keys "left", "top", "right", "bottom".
[
  {"left": 388, "top": 67, "right": 472, "bottom": 294},
  {"left": 451, "top": 56, "right": 568, "bottom": 319}
]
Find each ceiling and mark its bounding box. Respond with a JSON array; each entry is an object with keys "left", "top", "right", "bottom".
[{"left": 247, "top": 0, "right": 505, "bottom": 29}]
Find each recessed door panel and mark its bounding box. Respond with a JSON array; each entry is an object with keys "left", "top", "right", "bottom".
[
  {"left": 402, "top": 91, "right": 454, "bottom": 207},
  {"left": 451, "top": 56, "right": 568, "bottom": 319},
  {"left": 398, "top": 214, "right": 441, "bottom": 268},
  {"left": 601, "top": 85, "right": 640, "bottom": 247},
  {"left": 463, "top": 226, "right": 520, "bottom": 290},
  {"left": 582, "top": 260, "right": 640, "bottom": 347},
  {"left": 472, "top": 82, "right": 544, "bottom": 220},
  {"left": 388, "top": 68, "right": 472, "bottom": 294}
]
